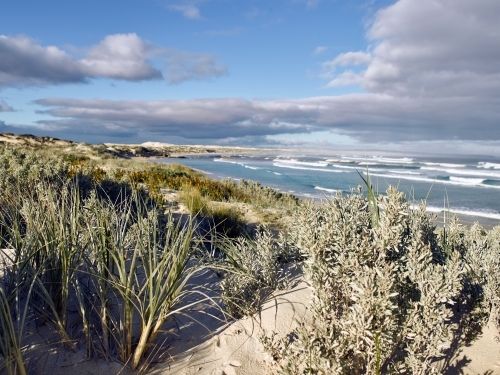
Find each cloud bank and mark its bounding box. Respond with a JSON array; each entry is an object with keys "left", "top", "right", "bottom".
[
  {"left": 0, "top": 33, "right": 227, "bottom": 87},
  {"left": 32, "top": 93, "right": 499, "bottom": 142}
]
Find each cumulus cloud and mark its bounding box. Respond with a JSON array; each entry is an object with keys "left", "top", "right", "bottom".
[
  {"left": 0, "top": 33, "right": 227, "bottom": 87},
  {"left": 325, "top": 0, "right": 500, "bottom": 98},
  {"left": 0, "top": 34, "right": 161, "bottom": 87},
  {"left": 79, "top": 34, "right": 162, "bottom": 81},
  {"left": 0, "top": 100, "right": 15, "bottom": 112}
]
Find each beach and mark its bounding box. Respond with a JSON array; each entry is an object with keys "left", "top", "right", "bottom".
[{"left": 154, "top": 151, "right": 500, "bottom": 229}]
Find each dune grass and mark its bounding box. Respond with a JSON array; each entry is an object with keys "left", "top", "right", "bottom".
[{"left": 0, "top": 177, "right": 205, "bottom": 372}]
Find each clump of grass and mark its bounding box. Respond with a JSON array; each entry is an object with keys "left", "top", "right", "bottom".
[
  {"left": 0, "top": 285, "right": 28, "bottom": 375},
  {"left": 0, "top": 177, "right": 207, "bottom": 372},
  {"left": 230, "top": 179, "right": 300, "bottom": 210},
  {"left": 179, "top": 185, "right": 209, "bottom": 215},
  {"left": 179, "top": 186, "right": 244, "bottom": 237},
  {"left": 216, "top": 226, "right": 291, "bottom": 318},
  {"left": 207, "top": 204, "right": 243, "bottom": 238}
]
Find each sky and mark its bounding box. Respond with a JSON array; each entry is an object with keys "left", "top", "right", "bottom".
[{"left": 1, "top": 0, "right": 500, "bottom": 156}]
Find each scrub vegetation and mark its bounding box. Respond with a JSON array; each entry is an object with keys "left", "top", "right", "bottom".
[
  {"left": 0, "top": 135, "right": 499, "bottom": 374},
  {"left": 260, "top": 187, "right": 500, "bottom": 374}
]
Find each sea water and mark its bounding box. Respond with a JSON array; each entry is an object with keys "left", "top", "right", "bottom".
[{"left": 153, "top": 152, "right": 500, "bottom": 223}]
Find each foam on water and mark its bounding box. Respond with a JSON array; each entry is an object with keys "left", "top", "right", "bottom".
[
  {"left": 424, "top": 206, "right": 444, "bottom": 213},
  {"left": 449, "top": 176, "right": 485, "bottom": 185},
  {"left": 273, "top": 158, "right": 329, "bottom": 167},
  {"left": 330, "top": 164, "right": 359, "bottom": 170},
  {"left": 214, "top": 158, "right": 237, "bottom": 164},
  {"left": 215, "top": 158, "right": 260, "bottom": 170},
  {"left": 343, "top": 156, "right": 414, "bottom": 164},
  {"left": 273, "top": 163, "right": 344, "bottom": 173},
  {"left": 368, "top": 172, "right": 500, "bottom": 189},
  {"left": 156, "top": 152, "right": 500, "bottom": 224},
  {"left": 315, "top": 186, "right": 337, "bottom": 193},
  {"left": 478, "top": 162, "right": 500, "bottom": 169},
  {"left": 374, "top": 157, "right": 414, "bottom": 164},
  {"left": 422, "top": 166, "right": 500, "bottom": 178},
  {"left": 267, "top": 170, "right": 282, "bottom": 175},
  {"left": 424, "top": 162, "right": 466, "bottom": 168},
  {"left": 392, "top": 170, "right": 421, "bottom": 175},
  {"left": 191, "top": 167, "right": 213, "bottom": 175}
]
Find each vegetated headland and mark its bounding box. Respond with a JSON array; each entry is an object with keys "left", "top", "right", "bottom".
[
  {"left": 0, "top": 132, "right": 273, "bottom": 159},
  {"left": 1, "top": 132, "right": 500, "bottom": 375}
]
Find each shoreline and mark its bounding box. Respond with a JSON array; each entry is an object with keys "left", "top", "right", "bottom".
[
  {"left": 434, "top": 211, "right": 500, "bottom": 230},
  {"left": 155, "top": 157, "right": 500, "bottom": 230}
]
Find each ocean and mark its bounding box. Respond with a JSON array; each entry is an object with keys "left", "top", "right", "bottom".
[{"left": 153, "top": 151, "right": 500, "bottom": 226}]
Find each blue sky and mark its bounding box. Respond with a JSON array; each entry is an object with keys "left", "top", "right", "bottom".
[{"left": 1, "top": 0, "right": 500, "bottom": 155}]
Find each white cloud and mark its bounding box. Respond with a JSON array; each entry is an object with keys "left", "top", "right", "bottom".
[
  {"left": 168, "top": 4, "right": 201, "bottom": 19},
  {"left": 0, "top": 35, "right": 87, "bottom": 87},
  {"left": 0, "top": 34, "right": 227, "bottom": 87},
  {"left": 326, "top": 0, "right": 500, "bottom": 98},
  {"left": 80, "top": 34, "right": 161, "bottom": 80},
  {"left": 325, "top": 71, "right": 364, "bottom": 87},
  {"left": 0, "top": 100, "right": 15, "bottom": 112},
  {"left": 323, "top": 51, "right": 371, "bottom": 67},
  {"left": 313, "top": 46, "right": 327, "bottom": 55}
]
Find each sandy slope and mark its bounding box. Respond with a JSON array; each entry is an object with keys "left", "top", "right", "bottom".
[
  {"left": 149, "top": 265, "right": 500, "bottom": 375},
  {"left": 153, "top": 268, "right": 311, "bottom": 375},
  {"left": 20, "top": 266, "right": 500, "bottom": 375}
]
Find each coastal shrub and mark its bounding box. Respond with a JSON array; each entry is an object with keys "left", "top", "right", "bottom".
[
  {"left": 0, "top": 146, "right": 68, "bottom": 193},
  {"left": 438, "top": 218, "right": 500, "bottom": 340},
  {"left": 269, "top": 187, "right": 488, "bottom": 374},
  {"left": 62, "top": 153, "right": 90, "bottom": 165},
  {"left": 218, "top": 226, "right": 288, "bottom": 318}
]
